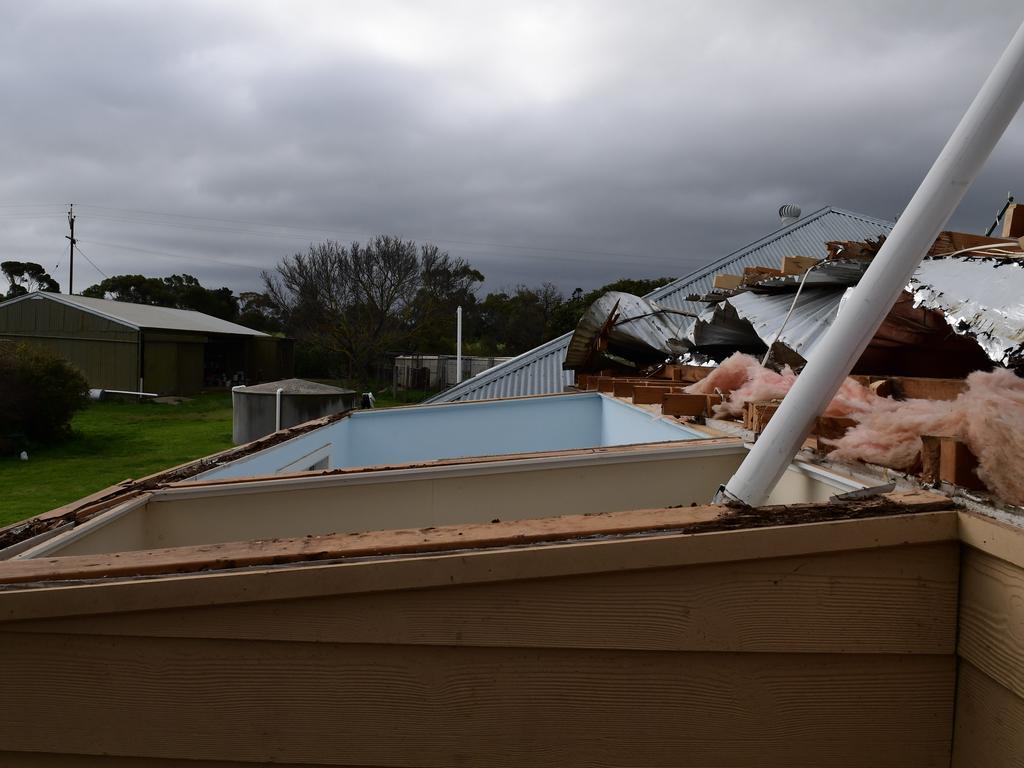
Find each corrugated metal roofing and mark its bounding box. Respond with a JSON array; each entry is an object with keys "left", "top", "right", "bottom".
[
  {"left": 428, "top": 206, "right": 894, "bottom": 403},
  {"left": 563, "top": 291, "right": 689, "bottom": 370},
  {"left": 724, "top": 288, "right": 844, "bottom": 362},
  {"left": 1, "top": 291, "right": 269, "bottom": 336},
  {"left": 910, "top": 256, "right": 1024, "bottom": 368}
]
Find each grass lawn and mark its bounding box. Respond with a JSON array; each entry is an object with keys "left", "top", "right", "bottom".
[
  {"left": 0, "top": 393, "right": 234, "bottom": 528},
  {"left": 0, "top": 387, "right": 436, "bottom": 528}
]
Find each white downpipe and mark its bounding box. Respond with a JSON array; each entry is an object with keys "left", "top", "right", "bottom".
[
  {"left": 721, "top": 19, "right": 1024, "bottom": 507},
  {"left": 275, "top": 387, "right": 284, "bottom": 431},
  {"left": 456, "top": 305, "right": 463, "bottom": 384}
]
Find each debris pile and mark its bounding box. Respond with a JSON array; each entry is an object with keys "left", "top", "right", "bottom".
[
  {"left": 566, "top": 230, "right": 1023, "bottom": 376},
  {"left": 830, "top": 367, "right": 1024, "bottom": 505},
  {"left": 679, "top": 352, "right": 1024, "bottom": 505}
]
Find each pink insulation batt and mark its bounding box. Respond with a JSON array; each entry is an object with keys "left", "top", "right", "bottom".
[
  {"left": 829, "top": 368, "right": 1024, "bottom": 504},
  {"left": 685, "top": 353, "right": 1024, "bottom": 505},
  {"left": 684, "top": 353, "right": 878, "bottom": 419}
]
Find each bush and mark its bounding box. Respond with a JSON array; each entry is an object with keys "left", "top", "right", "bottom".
[{"left": 0, "top": 343, "right": 89, "bottom": 446}]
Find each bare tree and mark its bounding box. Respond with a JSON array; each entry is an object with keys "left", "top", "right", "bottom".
[{"left": 263, "top": 237, "right": 426, "bottom": 382}]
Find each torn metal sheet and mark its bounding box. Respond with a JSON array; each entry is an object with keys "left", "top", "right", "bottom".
[
  {"left": 689, "top": 302, "right": 763, "bottom": 354},
  {"left": 909, "top": 256, "right": 1024, "bottom": 369},
  {"left": 563, "top": 291, "right": 691, "bottom": 371},
  {"left": 690, "top": 289, "right": 842, "bottom": 367},
  {"left": 727, "top": 288, "right": 843, "bottom": 366},
  {"left": 684, "top": 259, "right": 868, "bottom": 301},
  {"left": 751, "top": 260, "right": 869, "bottom": 292}
]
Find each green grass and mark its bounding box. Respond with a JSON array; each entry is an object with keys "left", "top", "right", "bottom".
[
  {"left": 373, "top": 388, "right": 431, "bottom": 408},
  {"left": 0, "top": 393, "right": 234, "bottom": 527},
  {"left": 0, "top": 387, "right": 434, "bottom": 528}
]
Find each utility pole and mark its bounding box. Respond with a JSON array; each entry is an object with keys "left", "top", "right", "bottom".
[
  {"left": 65, "top": 204, "right": 76, "bottom": 295},
  {"left": 456, "top": 305, "right": 463, "bottom": 383}
]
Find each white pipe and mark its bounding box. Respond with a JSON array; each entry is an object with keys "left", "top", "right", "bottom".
[
  {"left": 89, "top": 389, "right": 159, "bottom": 400},
  {"left": 760, "top": 262, "right": 820, "bottom": 367},
  {"left": 721, "top": 18, "right": 1024, "bottom": 507},
  {"left": 275, "top": 387, "right": 284, "bottom": 431},
  {"left": 456, "top": 305, "right": 463, "bottom": 384}
]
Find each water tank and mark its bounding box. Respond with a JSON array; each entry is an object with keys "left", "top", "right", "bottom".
[{"left": 232, "top": 379, "right": 357, "bottom": 445}]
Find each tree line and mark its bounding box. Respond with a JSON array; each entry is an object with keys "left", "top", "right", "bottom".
[{"left": 4, "top": 239, "right": 672, "bottom": 386}]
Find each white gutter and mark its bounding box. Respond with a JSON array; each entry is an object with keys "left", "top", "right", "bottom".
[{"left": 720, "top": 18, "right": 1024, "bottom": 507}]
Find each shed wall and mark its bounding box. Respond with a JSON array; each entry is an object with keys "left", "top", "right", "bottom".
[
  {"left": 142, "top": 333, "right": 204, "bottom": 395},
  {"left": 0, "top": 295, "right": 138, "bottom": 390},
  {"left": 0, "top": 536, "right": 958, "bottom": 766},
  {"left": 245, "top": 336, "right": 294, "bottom": 384}
]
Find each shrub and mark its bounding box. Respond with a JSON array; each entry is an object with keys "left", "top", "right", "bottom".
[{"left": 0, "top": 343, "right": 89, "bottom": 446}]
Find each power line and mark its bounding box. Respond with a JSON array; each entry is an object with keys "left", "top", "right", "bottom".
[
  {"left": 77, "top": 238, "right": 263, "bottom": 270},
  {"left": 73, "top": 244, "right": 109, "bottom": 280},
  {"left": 79, "top": 212, "right": 314, "bottom": 242},
  {"left": 73, "top": 203, "right": 648, "bottom": 261},
  {"left": 3, "top": 200, "right": 653, "bottom": 267},
  {"left": 0, "top": 203, "right": 67, "bottom": 209},
  {"left": 76, "top": 212, "right": 635, "bottom": 265}
]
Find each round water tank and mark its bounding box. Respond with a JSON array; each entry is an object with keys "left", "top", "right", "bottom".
[{"left": 231, "top": 379, "right": 357, "bottom": 445}]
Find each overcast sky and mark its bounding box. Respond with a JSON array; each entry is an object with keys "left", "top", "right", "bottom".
[{"left": 2, "top": 1, "right": 1023, "bottom": 297}]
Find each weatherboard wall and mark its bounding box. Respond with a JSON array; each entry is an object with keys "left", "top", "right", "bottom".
[
  {"left": 0, "top": 511, "right": 959, "bottom": 766},
  {"left": 951, "top": 514, "right": 1024, "bottom": 767}
]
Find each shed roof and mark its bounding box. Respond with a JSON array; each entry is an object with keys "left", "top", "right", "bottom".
[
  {"left": 426, "top": 206, "right": 895, "bottom": 403},
  {"left": 0, "top": 291, "right": 268, "bottom": 336}
]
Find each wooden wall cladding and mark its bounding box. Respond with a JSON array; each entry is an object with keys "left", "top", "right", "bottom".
[
  {"left": 0, "top": 633, "right": 952, "bottom": 768},
  {"left": 0, "top": 539, "right": 959, "bottom": 766},
  {"left": 952, "top": 660, "right": 1024, "bottom": 768},
  {"left": 952, "top": 546, "right": 1024, "bottom": 767}
]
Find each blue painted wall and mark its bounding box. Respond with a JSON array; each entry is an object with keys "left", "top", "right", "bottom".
[{"left": 196, "top": 393, "right": 703, "bottom": 481}]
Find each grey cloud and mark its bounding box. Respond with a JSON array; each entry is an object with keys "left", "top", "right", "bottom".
[{"left": 1, "top": 1, "right": 1023, "bottom": 298}]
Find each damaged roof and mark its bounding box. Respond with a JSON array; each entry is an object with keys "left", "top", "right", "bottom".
[
  {"left": 910, "top": 256, "right": 1024, "bottom": 369},
  {"left": 427, "top": 206, "right": 894, "bottom": 403},
  {"left": 681, "top": 238, "right": 1024, "bottom": 371},
  {"left": 562, "top": 291, "right": 691, "bottom": 371},
  {"left": 694, "top": 288, "right": 843, "bottom": 365}
]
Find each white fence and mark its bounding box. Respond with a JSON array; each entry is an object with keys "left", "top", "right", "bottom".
[{"left": 393, "top": 354, "right": 511, "bottom": 392}]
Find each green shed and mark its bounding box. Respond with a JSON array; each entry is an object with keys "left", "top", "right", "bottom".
[{"left": 0, "top": 292, "right": 293, "bottom": 395}]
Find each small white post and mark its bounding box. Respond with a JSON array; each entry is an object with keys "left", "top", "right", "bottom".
[
  {"left": 720, "top": 18, "right": 1024, "bottom": 507},
  {"left": 275, "top": 387, "right": 284, "bottom": 431},
  {"left": 456, "top": 305, "right": 463, "bottom": 384}
]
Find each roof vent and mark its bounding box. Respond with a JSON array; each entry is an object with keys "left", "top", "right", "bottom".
[{"left": 778, "top": 204, "right": 802, "bottom": 225}]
